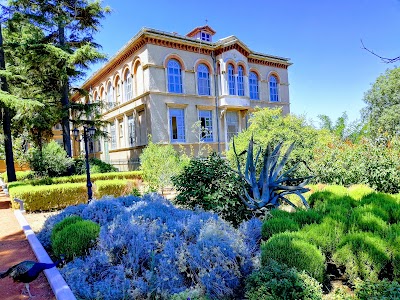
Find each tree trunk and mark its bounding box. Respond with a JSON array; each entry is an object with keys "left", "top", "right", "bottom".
[
  {"left": 58, "top": 23, "right": 72, "bottom": 158},
  {"left": 0, "top": 23, "right": 16, "bottom": 182}
]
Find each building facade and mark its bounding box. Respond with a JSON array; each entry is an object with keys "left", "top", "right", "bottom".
[{"left": 73, "top": 25, "right": 292, "bottom": 170}]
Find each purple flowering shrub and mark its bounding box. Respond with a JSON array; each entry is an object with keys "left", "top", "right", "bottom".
[{"left": 41, "top": 194, "right": 262, "bottom": 299}]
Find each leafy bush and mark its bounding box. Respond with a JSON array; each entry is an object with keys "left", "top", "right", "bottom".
[
  {"left": 262, "top": 216, "right": 299, "bottom": 240},
  {"left": 172, "top": 152, "right": 248, "bottom": 225},
  {"left": 52, "top": 219, "right": 100, "bottom": 260},
  {"left": 55, "top": 194, "right": 257, "bottom": 299},
  {"left": 354, "top": 279, "right": 400, "bottom": 300},
  {"left": 9, "top": 182, "right": 88, "bottom": 211},
  {"left": 140, "top": 140, "right": 186, "bottom": 193},
  {"left": 27, "top": 141, "right": 74, "bottom": 177},
  {"left": 245, "top": 260, "right": 323, "bottom": 300},
  {"left": 261, "top": 232, "right": 326, "bottom": 282},
  {"left": 360, "top": 193, "right": 400, "bottom": 224},
  {"left": 347, "top": 184, "right": 375, "bottom": 200},
  {"left": 73, "top": 157, "right": 118, "bottom": 175},
  {"left": 332, "top": 232, "right": 392, "bottom": 283},
  {"left": 350, "top": 208, "right": 389, "bottom": 235}
]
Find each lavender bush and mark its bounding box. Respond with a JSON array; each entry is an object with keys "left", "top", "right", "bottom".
[{"left": 39, "top": 194, "right": 262, "bottom": 299}]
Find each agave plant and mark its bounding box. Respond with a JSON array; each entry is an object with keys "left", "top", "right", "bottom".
[{"left": 233, "top": 136, "right": 313, "bottom": 210}]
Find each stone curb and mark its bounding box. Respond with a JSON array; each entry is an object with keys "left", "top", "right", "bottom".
[{"left": 14, "top": 210, "right": 77, "bottom": 300}]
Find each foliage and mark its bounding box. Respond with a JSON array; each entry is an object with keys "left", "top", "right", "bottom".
[
  {"left": 51, "top": 219, "right": 100, "bottom": 260},
  {"left": 354, "top": 279, "right": 400, "bottom": 300},
  {"left": 43, "top": 194, "right": 259, "bottom": 299},
  {"left": 332, "top": 232, "right": 392, "bottom": 283},
  {"left": 94, "top": 179, "right": 138, "bottom": 199},
  {"left": 262, "top": 216, "right": 299, "bottom": 240},
  {"left": 51, "top": 215, "right": 84, "bottom": 238},
  {"left": 245, "top": 260, "right": 323, "bottom": 300},
  {"left": 233, "top": 136, "right": 313, "bottom": 210},
  {"left": 226, "top": 107, "right": 330, "bottom": 178},
  {"left": 261, "top": 232, "right": 326, "bottom": 283},
  {"left": 140, "top": 139, "right": 186, "bottom": 194},
  {"left": 27, "top": 141, "right": 74, "bottom": 177},
  {"left": 7, "top": 171, "right": 142, "bottom": 187},
  {"left": 73, "top": 157, "right": 118, "bottom": 175},
  {"left": 172, "top": 152, "right": 249, "bottom": 225},
  {"left": 1, "top": 170, "right": 33, "bottom": 183},
  {"left": 362, "top": 67, "right": 400, "bottom": 141},
  {"left": 311, "top": 139, "right": 400, "bottom": 193},
  {"left": 9, "top": 182, "right": 88, "bottom": 211}
]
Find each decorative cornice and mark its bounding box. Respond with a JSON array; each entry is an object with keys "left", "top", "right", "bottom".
[
  {"left": 215, "top": 43, "right": 250, "bottom": 57},
  {"left": 248, "top": 57, "right": 288, "bottom": 69}
]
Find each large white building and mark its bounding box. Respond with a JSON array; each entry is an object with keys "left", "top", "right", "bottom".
[{"left": 74, "top": 25, "right": 292, "bottom": 170}]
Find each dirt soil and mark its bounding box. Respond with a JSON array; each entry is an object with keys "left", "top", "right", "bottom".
[{"left": 0, "top": 188, "right": 56, "bottom": 300}]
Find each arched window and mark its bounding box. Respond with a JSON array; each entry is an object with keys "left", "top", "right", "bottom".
[
  {"left": 167, "top": 59, "right": 183, "bottom": 93},
  {"left": 249, "top": 71, "right": 259, "bottom": 100},
  {"left": 197, "top": 63, "right": 210, "bottom": 95},
  {"left": 115, "top": 77, "right": 121, "bottom": 104},
  {"left": 106, "top": 82, "right": 113, "bottom": 108},
  {"left": 228, "top": 64, "right": 235, "bottom": 95},
  {"left": 237, "top": 65, "right": 244, "bottom": 96},
  {"left": 124, "top": 70, "right": 132, "bottom": 101},
  {"left": 269, "top": 75, "right": 279, "bottom": 102}
]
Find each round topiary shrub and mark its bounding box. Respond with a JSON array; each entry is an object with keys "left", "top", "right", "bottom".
[
  {"left": 52, "top": 219, "right": 100, "bottom": 260},
  {"left": 51, "top": 215, "right": 83, "bottom": 239},
  {"left": 291, "top": 209, "right": 323, "bottom": 226},
  {"left": 261, "top": 232, "right": 326, "bottom": 283},
  {"left": 245, "top": 260, "right": 323, "bottom": 300},
  {"left": 262, "top": 217, "right": 299, "bottom": 240}
]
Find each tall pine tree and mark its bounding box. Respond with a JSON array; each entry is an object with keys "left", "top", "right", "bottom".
[{"left": 8, "top": 0, "right": 110, "bottom": 157}]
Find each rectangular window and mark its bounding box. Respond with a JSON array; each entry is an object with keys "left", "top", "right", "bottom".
[
  {"left": 128, "top": 116, "right": 135, "bottom": 147},
  {"left": 198, "top": 110, "right": 213, "bottom": 142},
  {"left": 137, "top": 110, "right": 147, "bottom": 146},
  {"left": 169, "top": 108, "right": 185, "bottom": 142},
  {"left": 110, "top": 122, "right": 116, "bottom": 150},
  {"left": 226, "top": 111, "right": 239, "bottom": 142},
  {"left": 119, "top": 121, "right": 124, "bottom": 148}
]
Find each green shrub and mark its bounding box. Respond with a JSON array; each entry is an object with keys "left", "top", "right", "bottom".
[
  {"left": 262, "top": 217, "right": 299, "bottom": 240},
  {"left": 348, "top": 184, "right": 375, "bottom": 201},
  {"left": 9, "top": 182, "right": 88, "bottom": 211},
  {"left": 332, "top": 232, "right": 392, "bottom": 283},
  {"left": 350, "top": 209, "right": 389, "bottom": 235},
  {"left": 354, "top": 279, "right": 400, "bottom": 300},
  {"left": 245, "top": 260, "right": 323, "bottom": 300},
  {"left": 360, "top": 193, "right": 400, "bottom": 224},
  {"left": 172, "top": 152, "right": 248, "bottom": 225},
  {"left": 261, "top": 232, "right": 326, "bottom": 282},
  {"left": 301, "top": 217, "right": 346, "bottom": 255},
  {"left": 73, "top": 157, "right": 118, "bottom": 175},
  {"left": 51, "top": 219, "right": 100, "bottom": 260},
  {"left": 94, "top": 179, "right": 138, "bottom": 199},
  {"left": 291, "top": 209, "right": 323, "bottom": 226},
  {"left": 170, "top": 289, "right": 208, "bottom": 300},
  {"left": 51, "top": 216, "right": 83, "bottom": 240},
  {"left": 1, "top": 170, "right": 34, "bottom": 183},
  {"left": 140, "top": 140, "right": 186, "bottom": 193},
  {"left": 28, "top": 141, "right": 74, "bottom": 177}
]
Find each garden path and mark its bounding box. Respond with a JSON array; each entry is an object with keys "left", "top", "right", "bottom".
[{"left": 0, "top": 186, "right": 55, "bottom": 300}]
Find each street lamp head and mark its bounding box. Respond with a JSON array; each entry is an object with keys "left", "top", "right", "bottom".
[
  {"left": 88, "top": 126, "right": 96, "bottom": 137},
  {"left": 72, "top": 127, "right": 79, "bottom": 139}
]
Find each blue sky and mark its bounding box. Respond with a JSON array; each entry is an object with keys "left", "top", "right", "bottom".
[{"left": 88, "top": 0, "right": 400, "bottom": 126}]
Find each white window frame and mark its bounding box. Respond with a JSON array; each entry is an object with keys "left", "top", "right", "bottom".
[
  {"left": 198, "top": 110, "right": 213, "bottom": 142},
  {"left": 169, "top": 108, "right": 185, "bottom": 143}
]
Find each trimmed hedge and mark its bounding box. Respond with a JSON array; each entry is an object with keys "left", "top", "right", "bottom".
[
  {"left": 94, "top": 179, "right": 139, "bottom": 199},
  {"left": 10, "top": 182, "right": 88, "bottom": 211},
  {"left": 7, "top": 171, "right": 142, "bottom": 189},
  {"left": 9, "top": 176, "right": 142, "bottom": 211},
  {"left": 1, "top": 170, "right": 34, "bottom": 183}
]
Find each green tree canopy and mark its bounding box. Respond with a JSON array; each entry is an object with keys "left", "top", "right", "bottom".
[{"left": 362, "top": 67, "right": 400, "bottom": 141}]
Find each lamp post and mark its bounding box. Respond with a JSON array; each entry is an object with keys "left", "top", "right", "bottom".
[{"left": 73, "top": 126, "right": 96, "bottom": 202}]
